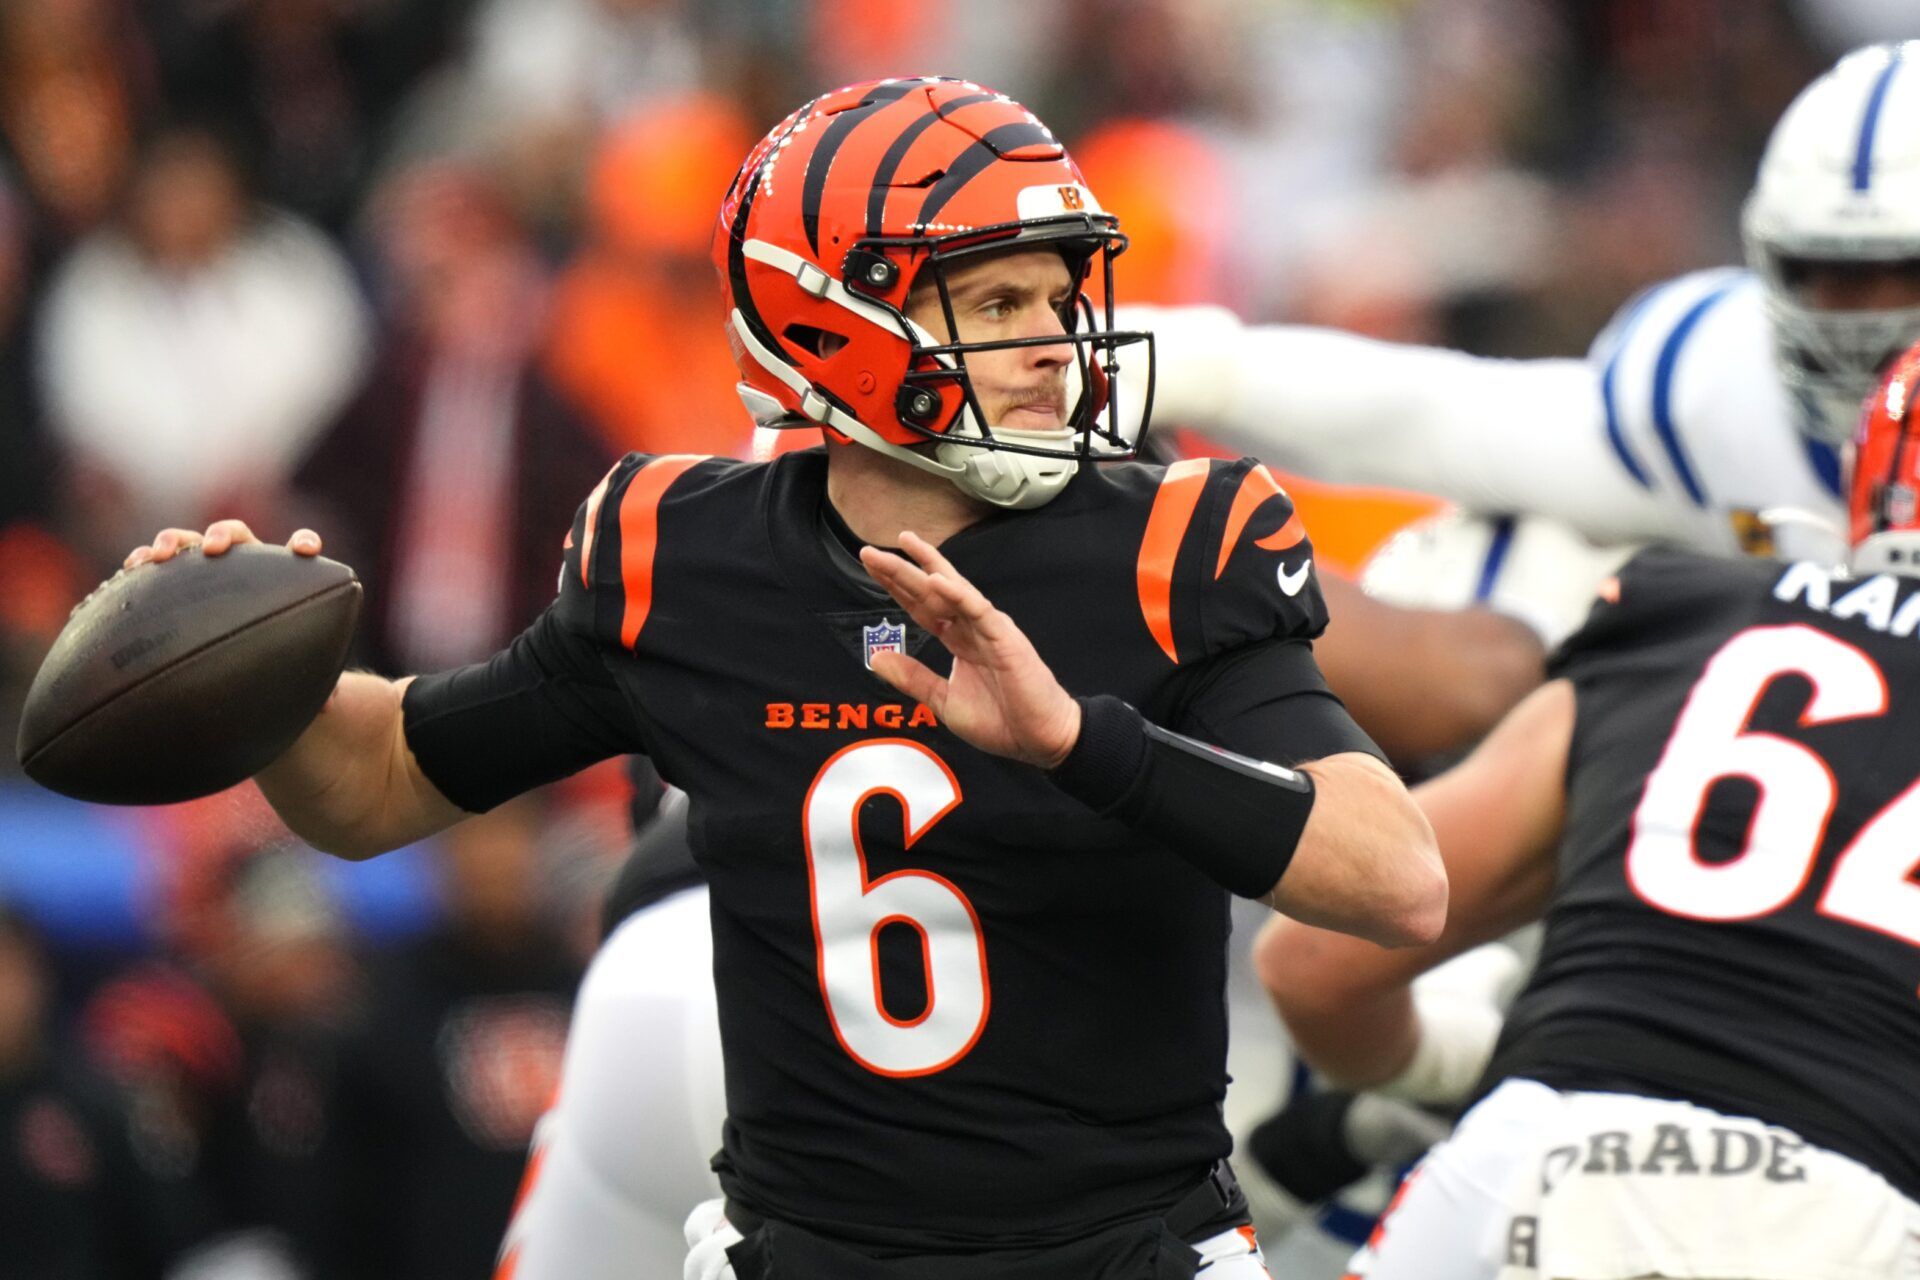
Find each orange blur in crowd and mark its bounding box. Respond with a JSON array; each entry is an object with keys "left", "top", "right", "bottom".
[
  {"left": 1076, "top": 117, "right": 1443, "bottom": 574},
  {"left": 544, "top": 95, "right": 760, "bottom": 462}
]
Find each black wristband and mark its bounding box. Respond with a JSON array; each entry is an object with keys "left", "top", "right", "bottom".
[
  {"left": 1049, "top": 694, "right": 1317, "bottom": 898},
  {"left": 1048, "top": 693, "right": 1152, "bottom": 813}
]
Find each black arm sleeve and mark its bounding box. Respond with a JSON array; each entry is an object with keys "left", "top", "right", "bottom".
[
  {"left": 1049, "top": 640, "right": 1384, "bottom": 898},
  {"left": 402, "top": 605, "right": 644, "bottom": 813},
  {"left": 1170, "top": 638, "right": 1385, "bottom": 768}
]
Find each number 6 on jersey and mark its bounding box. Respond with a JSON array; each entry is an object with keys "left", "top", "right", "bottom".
[{"left": 803, "top": 740, "right": 990, "bottom": 1077}]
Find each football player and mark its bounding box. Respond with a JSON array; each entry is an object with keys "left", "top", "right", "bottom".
[
  {"left": 1255, "top": 340, "right": 1920, "bottom": 1280},
  {"left": 1125, "top": 40, "right": 1920, "bottom": 570},
  {"left": 496, "top": 789, "right": 725, "bottom": 1279},
  {"left": 125, "top": 78, "right": 1444, "bottom": 1280},
  {"left": 1126, "top": 40, "right": 1920, "bottom": 1254}
]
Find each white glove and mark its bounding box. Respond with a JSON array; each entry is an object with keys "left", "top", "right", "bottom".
[
  {"left": 683, "top": 1197, "right": 745, "bottom": 1280},
  {"left": 1376, "top": 942, "right": 1528, "bottom": 1107}
]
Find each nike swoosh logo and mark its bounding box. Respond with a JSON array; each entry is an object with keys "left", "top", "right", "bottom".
[{"left": 1276, "top": 558, "right": 1312, "bottom": 597}]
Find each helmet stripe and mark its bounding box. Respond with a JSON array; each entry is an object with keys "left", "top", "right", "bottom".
[
  {"left": 917, "top": 123, "right": 1053, "bottom": 227},
  {"left": 803, "top": 80, "right": 921, "bottom": 256},
  {"left": 1852, "top": 47, "right": 1906, "bottom": 193},
  {"left": 729, "top": 102, "right": 820, "bottom": 369},
  {"left": 867, "top": 93, "right": 996, "bottom": 237},
  {"left": 1881, "top": 385, "right": 1917, "bottom": 526}
]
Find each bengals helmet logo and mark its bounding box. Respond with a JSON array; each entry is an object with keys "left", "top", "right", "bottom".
[{"left": 1058, "top": 185, "right": 1084, "bottom": 211}]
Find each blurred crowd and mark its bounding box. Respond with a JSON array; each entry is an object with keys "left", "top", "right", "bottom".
[{"left": 0, "top": 0, "right": 1895, "bottom": 1274}]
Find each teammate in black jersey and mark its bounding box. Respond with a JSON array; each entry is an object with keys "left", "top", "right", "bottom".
[
  {"left": 1255, "top": 342, "right": 1920, "bottom": 1279},
  {"left": 125, "top": 78, "right": 1443, "bottom": 1279}
]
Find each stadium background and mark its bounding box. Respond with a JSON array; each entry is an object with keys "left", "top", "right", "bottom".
[{"left": 0, "top": 0, "right": 1907, "bottom": 1274}]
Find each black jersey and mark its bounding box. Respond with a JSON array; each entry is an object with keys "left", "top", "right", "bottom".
[
  {"left": 1486, "top": 547, "right": 1920, "bottom": 1201},
  {"left": 402, "top": 448, "right": 1378, "bottom": 1248}
]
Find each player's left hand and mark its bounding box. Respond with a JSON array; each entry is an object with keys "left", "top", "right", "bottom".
[{"left": 860, "top": 532, "right": 1081, "bottom": 769}]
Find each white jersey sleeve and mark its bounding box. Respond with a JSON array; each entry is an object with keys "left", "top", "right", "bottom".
[
  {"left": 1361, "top": 510, "right": 1634, "bottom": 647},
  {"left": 1583, "top": 268, "right": 1847, "bottom": 560},
  {"left": 1114, "top": 303, "right": 1693, "bottom": 546},
  {"left": 1118, "top": 273, "right": 1853, "bottom": 558}
]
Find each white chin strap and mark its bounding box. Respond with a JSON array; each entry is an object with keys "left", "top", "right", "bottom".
[{"left": 733, "top": 238, "right": 1085, "bottom": 510}]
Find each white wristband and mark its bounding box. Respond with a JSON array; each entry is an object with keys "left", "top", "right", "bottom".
[
  {"left": 1375, "top": 992, "right": 1505, "bottom": 1108},
  {"left": 1375, "top": 943, "right": 1525, "bottom": 1107}
]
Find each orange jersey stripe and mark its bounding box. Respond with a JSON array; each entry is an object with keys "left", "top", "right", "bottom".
[
  {"left": 1216, "top": 464, "right": 1290, "bottom": 579},
  {"left": 507, "top": 1138, "right": 549, "bottom": 1222},
  {"left": 1137, "top": 458, "right": 1211, "bottom": 663},
  {"left": 619, "top": 454, "right": 708, "bottom": 647},
  {"left": 1255, "top": 511, "right": 1305, "bottom": 553},
  {"left": 577, "top": 461, "right": 622, "bottom": 588}
]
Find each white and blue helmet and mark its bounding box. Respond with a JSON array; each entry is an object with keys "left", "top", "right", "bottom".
[{"left": 1744, "top": 42, "right": 1920, "bottom": 446}]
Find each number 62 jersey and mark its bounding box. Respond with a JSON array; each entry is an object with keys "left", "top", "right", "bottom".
[
  {"left": 1487, "top": 547, "right": 1920, "bottom": 1204},
  {"left": 400, "top": 447, "right": 1378, "bottom": 1249}
]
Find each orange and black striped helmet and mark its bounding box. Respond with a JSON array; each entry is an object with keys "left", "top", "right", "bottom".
[
  {"left": 713, "top": 76, "right": 1156, "bottom": 508},
  {"left": 1852, "top": 337, "right": 1920, "bottom": 573}
]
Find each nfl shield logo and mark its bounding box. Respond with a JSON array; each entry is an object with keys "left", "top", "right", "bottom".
[
  {"left": 1889, "top": 482, "right": 1918, "bottom": 529},
  {"left": 862, "top": 618, "right": 906, "bottom": 669}
]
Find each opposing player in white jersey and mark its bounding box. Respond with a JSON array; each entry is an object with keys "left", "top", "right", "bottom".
[
  {"left": 1256, "top": 339, "right": 1920, "bottom": 1280},
  {"left": 496, "top": 790, "right": 724, "bottom": 1280},
  {"left": 1126, "top": 40, "right": 1920, "bottom": 569}
]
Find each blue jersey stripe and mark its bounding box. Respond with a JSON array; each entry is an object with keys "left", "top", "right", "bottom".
[
  {"left": 1598, "top": 290, "right": 1661, "bottom": 490},
  {"left": 1854, "top": 50, "right": 1906, "bottom": 192},
  {"left": 1804, "top": 436, "right": 1844, "bottom": 499},
  {"left": 1317, "top": 1199, "right": 1384, "bottom": 1246},
  {"left": 1473, "top": 516, "right": 1517, "bottom": 603},
  {"left": 1649, "top": 281, "right": 1739, "bottom": 508}
]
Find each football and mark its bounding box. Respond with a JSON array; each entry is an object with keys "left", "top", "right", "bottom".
[{"left": 16, "top": 544, "right": 362, "bottom": 805}]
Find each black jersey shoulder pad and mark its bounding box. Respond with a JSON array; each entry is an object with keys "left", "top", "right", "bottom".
[
  {"left": 1550, "top": 546, "right": 1775, "bottom": 678},
  {"left": 557, "top": 452, "right": 754, "bottom": 647},
  {"left": 1117, "top": 456, "right": 1327, "bottom": 666}
]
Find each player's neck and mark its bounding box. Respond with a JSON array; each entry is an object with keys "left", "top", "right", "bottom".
[{"left": 823, "top": 442, "right": 990, "bottom": 548}]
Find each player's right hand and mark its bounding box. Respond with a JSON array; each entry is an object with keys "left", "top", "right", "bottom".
[{"left": 125, "top": 521, "right": 322, "bottom": 569}]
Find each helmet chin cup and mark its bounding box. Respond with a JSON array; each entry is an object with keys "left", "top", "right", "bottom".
[{"left": 935, "top": 435, "right": 1079, "bottom": 509}]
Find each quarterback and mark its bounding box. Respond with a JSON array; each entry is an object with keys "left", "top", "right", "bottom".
[{"left": 126, "top": 78, "right": 1442, "bottom": 1280}]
